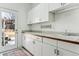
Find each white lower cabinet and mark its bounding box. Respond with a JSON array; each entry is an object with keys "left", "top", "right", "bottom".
[
  {"left": 25, "top": 38, "right": 34, "bottom": 54},
  {"left": 33, "top": 40, "right": 42, "bottom": 56},
  {"left": 42, "top": 43, "right": 57, "bottom": 56},
  {"left": 22, "top": 33, "right": 35, "bottom": 54},
  {"left": 57, "top": 48, "right": 79, "bottom": 56},
  {"left": 42, "top": 38, "right": 57, "bottom": 56},
  {"left": 23, "top": 33, "right": 79, "bottom": 56},
  {"left": 58, "top": 41, "right": 79, "bottom": 54},
  {"left": 33, "top": 36, "right": 42, "bottom": 56}
]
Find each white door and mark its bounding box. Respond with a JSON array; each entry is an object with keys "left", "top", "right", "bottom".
[{"left": 0, "top": 8, "right": 18, "bottom": 52}]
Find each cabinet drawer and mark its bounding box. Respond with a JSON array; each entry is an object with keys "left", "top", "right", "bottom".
[
  {"left": 58, "top": 41, "right": 79, "bottom": 54},
  {"left": 32, "top": 35, "right": 42, "bottom": 42}
]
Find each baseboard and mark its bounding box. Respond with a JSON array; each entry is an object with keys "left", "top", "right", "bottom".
[{"left": 22, "top": 46, "right": 34, "bottom": 56}]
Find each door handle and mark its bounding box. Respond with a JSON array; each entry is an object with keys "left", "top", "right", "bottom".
[
  {"left": 1, "top": 37, "right": 4, "bottom": 46},
  {"left": 15, "top": 29, "right": 18, "bottom": 31},
  {"left": 15, "top": 29, "right": 18, "bottom": 33}
]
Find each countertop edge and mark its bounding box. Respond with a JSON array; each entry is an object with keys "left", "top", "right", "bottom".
[
  {"left": 23, "top": 32, "right": 79, "bottom": 45},
  {"left": 35, "top": 34, "right": 79, "bottom": 45}
]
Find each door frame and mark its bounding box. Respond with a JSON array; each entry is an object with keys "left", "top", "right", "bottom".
[{"left": 0, "top": 7, "right": 18, "bottom": 53}]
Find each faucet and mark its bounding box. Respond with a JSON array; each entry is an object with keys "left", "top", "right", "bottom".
[{"left": 64, "top": 29, "right": 68, "bottom": 35}]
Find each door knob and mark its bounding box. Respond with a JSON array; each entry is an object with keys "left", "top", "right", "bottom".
[
  {"left": 15, "top": 29, "right": 18, "bottom": 34},
  {"left": 15, "top": 29, "right": 18, "bottom": 31}
]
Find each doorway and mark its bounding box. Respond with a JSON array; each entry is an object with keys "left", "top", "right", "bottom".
[{"left": 0, "top": 8, "right": 18, "bottom": 52}]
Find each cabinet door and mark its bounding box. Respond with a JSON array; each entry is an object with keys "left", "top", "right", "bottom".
[
  {"left": 28, "top": 10, "right": 33, "bottom": 24},
  {"left": 34, "top": 40, "right": 42, "bottom": 56},
  {"left": 58, "top": 41, "right": 79, "bottom": 54},
  {"left": 57, "top": 48, "right": 79, "bottom": 56},
  {"left": 27, "top": 13, "right": 30, "bottom": 24},
  {"left": 42, "top": 38, "right": 57, "bottom": 56},
  {"left": 23, "top": 34, "right": 34, "bottom": 54},
  {"left": 48, "top": 3, "right": 61, "bottom": 11},
  {"left": 40, "top": 4, "right": 49, "bottom": 22},
  {"left": 33, "top": 3, "right": 49, "bottom": 23},
  {"left": 32, "top": 5, "right": 40, "bottom": 23},
  {"left": 43, "top": 42, "right": 57, "bottom": 56},
  {"left": 33, "top": 36, "right": 42, "bottom": 56},
  {"left": 22, "top": 34, "right": 26, "bottom": 47},
  {"left": 28, "top": 3, "right": 49, "bottom": 24}
]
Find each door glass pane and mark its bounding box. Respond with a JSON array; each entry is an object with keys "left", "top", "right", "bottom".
[{"left": 0, "top": 11, "right": 16, "bottom": 47}]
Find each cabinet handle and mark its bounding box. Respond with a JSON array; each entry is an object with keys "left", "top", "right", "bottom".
[
  {"left": 36, "top": 37, "right": 41, "bottom": 39},
  {"left": 61, "top": 3, "right": 66, "bottom": 6},
  {"left": 54, "top": 49, "right": 57, "bottom": 54},
  {"left": 57, "top": 50, "right": 59, "bottom": 55},
  {"left": 33, "top": 41, "right": 35, "bottom": 44}
]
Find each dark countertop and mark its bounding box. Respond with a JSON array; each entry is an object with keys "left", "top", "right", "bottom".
[{"left": 23, "top": 31, "right": 79, "bottom": 44}]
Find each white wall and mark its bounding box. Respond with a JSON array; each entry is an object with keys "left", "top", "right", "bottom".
[
  {"left": 0, "top": 3, "right": 31, "bottom": 48},
  {"left": 55, "top": 8, "right": 79, "bottom": 33},
  {"left": 30, "top": 21, "right": 54, "bottom": 32}
]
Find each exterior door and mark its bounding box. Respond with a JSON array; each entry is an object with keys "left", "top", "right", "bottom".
[{"left": 0, "top": 8, "right": 18, "bottom": 52}]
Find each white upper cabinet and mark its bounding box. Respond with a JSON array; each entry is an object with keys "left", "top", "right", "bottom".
[
  {"left": 28, "top": 3, "right": 49, "bottom": 24},
  {"left": 28, "top": 10, "right": 33, "bottom": 24},
  {"left": 27, "top": 3, "right": 70, "bottom": 24},
  {"left": 40, "top": 4, "right": 49, "bottom": 22},
  {"left": 32, "top": 4, "right": 40, "bottom": 23},
  {"left": 48, "top": 3, "right": 61, "bottom": 11},
  {"left": 48, "top": 3, "right": 70, "bottom": 12}
]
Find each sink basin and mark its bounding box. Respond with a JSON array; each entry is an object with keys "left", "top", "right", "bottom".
[
  {"left": 62, "top": 33, "right": 79, "bottom": 36},
  {"left": 61, "top": 33, "right": 79, "bottom": 39},
  {"left": 66, "top": 34, "right": 79, "bottom": 36}
]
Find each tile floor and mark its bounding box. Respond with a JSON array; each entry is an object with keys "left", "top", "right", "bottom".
[{"left": 0, "top": 48, "right": 28, "bottom": 56}]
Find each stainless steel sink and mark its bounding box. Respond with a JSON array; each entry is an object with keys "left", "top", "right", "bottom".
[
  {"left": 62, "top": 33, "right": 79, "bottom": 36},
  {"left": 61, "top": 33, "right": 79, "bottom": 39},
  {"left": 67, "top": 34, "right": 79, "bottom": 36}
]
